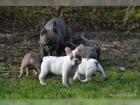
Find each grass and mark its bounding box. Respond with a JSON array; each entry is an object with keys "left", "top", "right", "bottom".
[
  {"left": 0, "top": 59, "right": 139, "bottom": 99},
  {"left": 0, "top": 71, "right": 139, "bottom": 99}
]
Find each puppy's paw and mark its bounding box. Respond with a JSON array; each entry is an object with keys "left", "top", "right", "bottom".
[
  {"left": 18, "top": 75, "right": 22, "bottom": 78},
  {"left": 69, "top": 79, "right": 73, "bottom": 85},
  {"left": 81, "top": 79, "right": 88, "bottom": 83},
  {"left": 69, "top": 81, "right": 73, "bottom": 85},
  {"left": 33, "top": 70, "right": 38, "bottom": 76},
  {"left": 63, "top": 83, "right": 69, "bottom": 87},
  {"left": 100, "top": 77, "right": 108, "bottom": 82},
  {"left": 40, "top": 81, "right": 47, "bottom": 85},
  {"left": 73, "top": 76, "right": 81, "bottom": 81}
]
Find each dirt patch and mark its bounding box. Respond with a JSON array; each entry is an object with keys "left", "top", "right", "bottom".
[{"left": 0, "top": 31, "right": 140, "bottom": 71}]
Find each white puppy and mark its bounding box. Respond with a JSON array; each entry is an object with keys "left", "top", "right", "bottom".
[
  {"left": 39, "top": 44, "right": 84, "bottom": 86},
  {"left": 73, "top": 58, "right": 106, "bottom": 82}
]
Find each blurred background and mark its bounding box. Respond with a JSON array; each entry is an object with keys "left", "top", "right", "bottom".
[
  {"left": 0, "top": 6, "right": 140, "bottom": 32},
  {"left": 0, "top": 6, "right": 140, "bottom": 71}
]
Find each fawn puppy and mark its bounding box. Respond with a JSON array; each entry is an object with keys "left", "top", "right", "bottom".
[
  {"left": 73, "top": 58, "right": 106, "bottom": 82},
  {"left": 39, "top": 44, "right": 84, "bottom": 86},
  {"left": 18, "top": 52, "right": 40, "bottom": 78}
]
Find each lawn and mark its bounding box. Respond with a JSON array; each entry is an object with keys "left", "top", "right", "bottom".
[{"left": 0, "top": 59, "right": 139, "bottom": 99}]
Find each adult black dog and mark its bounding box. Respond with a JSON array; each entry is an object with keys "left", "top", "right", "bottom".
[{"left": 39, "top": 18, "right": 74, "bottom": 56}]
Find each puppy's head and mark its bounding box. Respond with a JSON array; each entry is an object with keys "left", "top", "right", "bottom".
[{"left": 65, "top": 44, "right": 85, "bottom": 65}]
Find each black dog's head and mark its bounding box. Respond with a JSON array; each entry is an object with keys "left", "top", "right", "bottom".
[{"left": 39, "top": 22, "right": 60, "bottom": 52}]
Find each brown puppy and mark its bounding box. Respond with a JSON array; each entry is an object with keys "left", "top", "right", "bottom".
[{"left": 18, "top": 52, "right": 40, "bottom": 78}]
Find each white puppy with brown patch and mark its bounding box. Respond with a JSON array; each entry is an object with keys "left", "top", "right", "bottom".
[
  {"left": 73, "top": 58, "right": 106, "bottom": 82},
  {"left": 39, "top": 44, "right": 84, "bottom": 86}
]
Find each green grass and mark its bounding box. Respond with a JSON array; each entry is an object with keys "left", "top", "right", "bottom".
[
  {"left": 0, "top": 70, "right": 139, "bottom": 99},
  {"left": 0, "top": 59, "right": 139, "bottom": 99}
]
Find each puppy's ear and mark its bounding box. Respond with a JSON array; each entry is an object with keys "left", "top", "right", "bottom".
[
  {"left": 77, "top": 44, "right": 85, "bottom": 53},
  {"left": 65, "top": 47, "right": 72, "bottom": 55}
]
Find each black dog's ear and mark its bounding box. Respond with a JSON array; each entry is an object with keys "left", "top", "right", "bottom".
[{"left": 53, "top": 21, "right": 58, "bottom": 34}]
